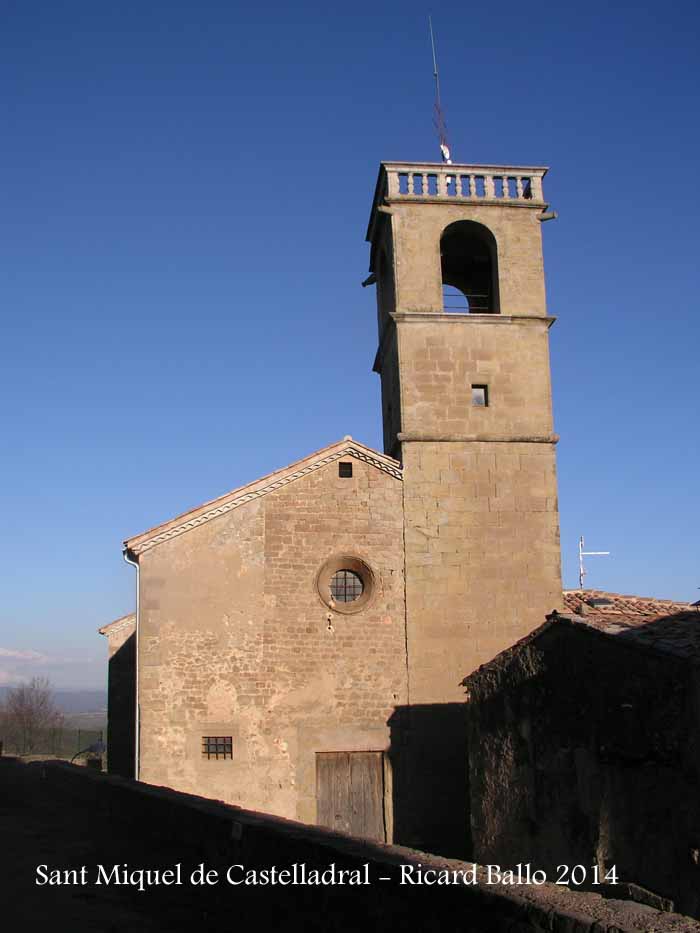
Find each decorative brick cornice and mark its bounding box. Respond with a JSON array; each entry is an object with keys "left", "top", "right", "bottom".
[
  {"left": 126, "top": 443, "right": 402, "bottom": 557},
  {"left": 98, "top": 613, "right": 136, "bottom": 637}
]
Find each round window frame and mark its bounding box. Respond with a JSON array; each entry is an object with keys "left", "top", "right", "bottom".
[{"left": 316, "top": 556, "right": 376, "bottom": 615}]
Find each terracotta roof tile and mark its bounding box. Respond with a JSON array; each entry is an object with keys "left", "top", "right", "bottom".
[
  {"left": 463, "top": 597, "right": 700, "bottom": 687},
  {"left": 560, "top": 590, "right": 700, "bottom": 661},
  {"left": 562, "top": 589, "right": 693, "bottom": 618},
  {"left": 556, "top": 609, "right": 700, "bottom": 662}
]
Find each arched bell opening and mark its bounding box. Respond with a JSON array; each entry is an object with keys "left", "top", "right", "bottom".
[{"left": 440, "top": 221, "right": 500, "bottom": 314}]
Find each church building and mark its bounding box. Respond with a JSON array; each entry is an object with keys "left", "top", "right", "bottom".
[{"left": 104, "top": 160, "right": 562, "bottom": 856}]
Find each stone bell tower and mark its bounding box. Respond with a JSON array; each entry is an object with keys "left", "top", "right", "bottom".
[{"left": 366, "top": 162, "right": 562, "bottom": 703}]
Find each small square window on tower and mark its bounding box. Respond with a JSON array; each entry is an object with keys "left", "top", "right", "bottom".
[
  {"left": 471, "top": 384, "right": 489, "bottom": 407},
  {"left": 338, "top": 462, "right": 353, "bottom": 478}
]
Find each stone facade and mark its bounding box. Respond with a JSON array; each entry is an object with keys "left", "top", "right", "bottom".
[
  {"left": 105, "top": 160, "right": 564, "bottom": 855},
  {"left": 128, "top": 441, "right": 406, "bottom": 830}
]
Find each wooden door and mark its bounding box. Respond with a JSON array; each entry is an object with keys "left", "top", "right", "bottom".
[{"left": 316, "top": 751, "right": 385, "bottom": 841}]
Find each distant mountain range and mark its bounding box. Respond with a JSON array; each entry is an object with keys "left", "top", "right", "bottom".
[{"left": 0, "top": 686, "right": 107, "bottom": 714}]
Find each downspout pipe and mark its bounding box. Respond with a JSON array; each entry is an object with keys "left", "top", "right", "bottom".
[{"left": 123, "top": 547, "right": 140, "bottom": 780}]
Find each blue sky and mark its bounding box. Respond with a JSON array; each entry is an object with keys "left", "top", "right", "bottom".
[{"left": 1, "top": 0, "right": 698, "bottom": 688}]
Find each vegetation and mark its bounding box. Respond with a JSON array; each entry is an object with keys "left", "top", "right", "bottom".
[{"left": 0, "top": 677, "right": 65, "bottom": 755}]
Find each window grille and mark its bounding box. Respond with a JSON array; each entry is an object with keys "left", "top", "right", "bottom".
[
  {"left": 330, "top": 570, "right": 364, "bottom": 603},
  {"left": 202, "top": 736, "right": 233, "bottom": 760}
]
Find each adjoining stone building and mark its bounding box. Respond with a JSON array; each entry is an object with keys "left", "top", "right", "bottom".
[
  {"left": 102, "top": 160, "right": 563, "bottom": 855},
  {"left": 98, "top": 613, "right": 136, "bottom": 778},
  {"left": 463, "top": 591, "right": 700, "bottom": 917}
]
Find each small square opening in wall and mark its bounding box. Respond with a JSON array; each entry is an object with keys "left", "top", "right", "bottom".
[
  {"left": 471, "top": 384, "right": 489, "bottom": 407},
  {"left": 202, "top": 736, "right": 233, "bottom": 760},
  {"left": 338, "top": 462, "right": 353, "bottom": 478}
]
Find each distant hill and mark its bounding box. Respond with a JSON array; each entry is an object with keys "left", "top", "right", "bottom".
[{"left": 0, "top": 686, "right": 107, "bottom": 715}]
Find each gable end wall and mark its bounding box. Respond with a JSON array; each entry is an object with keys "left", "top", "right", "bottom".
[{"left": 137, "top": 457, "right": 406, "bottom": 827}]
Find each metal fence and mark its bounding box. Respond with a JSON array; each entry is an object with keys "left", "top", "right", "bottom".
[{"left": 1, "top": 727, "right": 104, "bottom": 759}]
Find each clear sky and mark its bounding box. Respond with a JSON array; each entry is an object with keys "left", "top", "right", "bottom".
[{"left": 1, "top": 0, "right": 698, "bottom": 688}]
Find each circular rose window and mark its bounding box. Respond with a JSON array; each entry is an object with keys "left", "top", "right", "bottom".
[{"left": 317, "top": 556, "right": 375, "bottom": 614}]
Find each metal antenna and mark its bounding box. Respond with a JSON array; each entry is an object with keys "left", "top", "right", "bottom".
[
  {"left": 578, "top": 535, "right": 610, "bottom": 590},
  {"left": 429, "top": 16, "right": 452, "bottom": 164}
]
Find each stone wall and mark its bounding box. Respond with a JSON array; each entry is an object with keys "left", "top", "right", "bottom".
[
  {"left": 396, "top": 316, "right": 556, "bottom": 440},
  {"left": 137, "top": 455, "right": 406, "bottom": 828},
  {"left": 28, "top": 759, "right": 700, "bottom": 932},
  {"left": 402, "top": 437, "right": 561, "bottom": 705},
  {"left": 466, "top": 619, "right": 700, "bottom": 918},
  {"left": 389, "top": 201, "right": 548, "bottom": 316},
  {"left": 377, "top": 327, "right": 402, "bottom": 460},
  {"left": 103, "top": 616, "right": 136, "bottom": 777}
]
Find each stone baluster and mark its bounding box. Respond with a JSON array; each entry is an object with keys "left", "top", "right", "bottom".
[
  {"left": 530, "top": 174, "right": 544, "bottom": 202},
  {"left": 384, "top": 166, "right": 546, "bottom": 202}
]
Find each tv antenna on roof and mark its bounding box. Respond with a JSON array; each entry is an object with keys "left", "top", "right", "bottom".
[
  {"left": 429, "top": 16, "right": 452, "bottom": 164},
  {"left": 578, "top": 535, "right": 610, "bottom": 589}
]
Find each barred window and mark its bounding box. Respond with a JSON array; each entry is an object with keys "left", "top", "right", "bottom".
[
  {"left": 330, "top": 570, "right": 364, "bottom": 603},
  {"left": 202, "top": 736, "right": 233, "bottom": 760},
  {"left": 338, "top": 462, "right": 353, "bottom": 478}
]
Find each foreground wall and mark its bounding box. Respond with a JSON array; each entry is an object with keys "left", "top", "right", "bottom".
[
  {"left": 466, "top": 620, "right": 700, "bottom": 918},
  {"left": 28, "top": 760, "right": 700, "bottom": 932}
]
